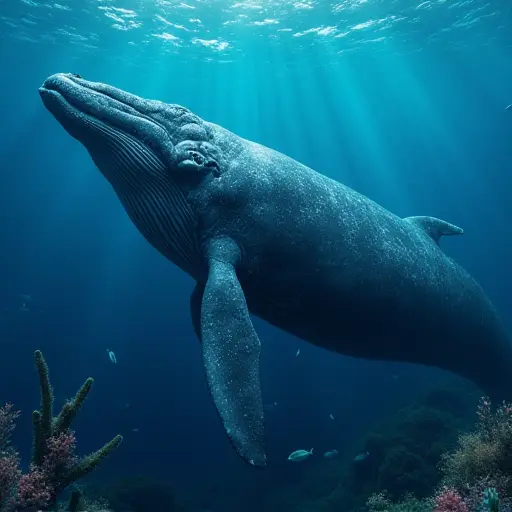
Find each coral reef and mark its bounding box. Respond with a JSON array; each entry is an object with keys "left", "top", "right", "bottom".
[
  {"left": 366, "top": 396, "right": 512, "bottom": 512},
  {"left": 432, "top": 487, "right": 468, "bottom": 512},
  {"left": 439, "top": 397, "right": 512, "bottom": 510},
  {"left": 0, "top": 350, "right": 123, "bottom": 511},
  {"left": 441, "top": 398, "right": 512, "bottom": 496},
  {"left": 344, "top": 389, "right": 473, "bottom": 507},
  {"left": 366, "top": 491, "right": 432, "bottom": 512}
]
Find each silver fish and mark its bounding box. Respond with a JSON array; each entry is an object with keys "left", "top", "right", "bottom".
[
  {"left": 354, "top": 451, "right": 370, "bottom": 462},
  {"left": 288, "top": 448, "right": 314, "bottom": 462},
  {"left": 107, "top": 349, "right": 117, "bottom": 364}
]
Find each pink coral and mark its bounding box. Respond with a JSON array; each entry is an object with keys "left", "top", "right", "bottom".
[
  {"left": 16, "top": 468, "right": 52, "bottom": 509},
  {"left": 434, "top": 487, "right": 469, "bottom": 512},
  {"left": 0, "top": 404, "right": 22, "bottom": 509},
  {"left": 0, "top": 452, "right": 21, "bottom": 504},
  {"left": 43, "top": 431, "right": 77, "bottom": 475},
  {"left": 11, "top": 431, "right": 77, "bottom": 509}
]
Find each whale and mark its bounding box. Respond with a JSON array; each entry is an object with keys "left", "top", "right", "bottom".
[{"left": 39, "top": 73, "right": 512, "bottom": 468}]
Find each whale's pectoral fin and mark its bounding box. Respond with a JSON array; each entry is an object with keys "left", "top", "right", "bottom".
[
  {"left": 404, "top": 215, "right": 464, "bottom": 245},
  {"left": 200, "top": 240, "right": 266, "bottom": 468},
  {"left": 190, "top": 283, "right": 204, "bottom": 342}
]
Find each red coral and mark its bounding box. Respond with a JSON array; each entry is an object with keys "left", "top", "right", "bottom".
[{"left": 434, "top": 487, "right": 469, "bottom": 512}]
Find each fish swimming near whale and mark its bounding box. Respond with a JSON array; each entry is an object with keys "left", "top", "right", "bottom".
[{"left": 39, "top": 73, "right": 512, "bottom": 468}]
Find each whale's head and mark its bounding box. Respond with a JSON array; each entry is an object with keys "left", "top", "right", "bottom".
[{"left": 39, "top": 73, "right": 224, "bottom": 277}]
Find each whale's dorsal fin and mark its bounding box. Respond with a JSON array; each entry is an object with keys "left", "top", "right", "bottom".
[{"left": 404, "top": 216, "right": 464, "bottom": 245}]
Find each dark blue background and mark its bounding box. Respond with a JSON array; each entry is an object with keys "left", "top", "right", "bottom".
[{"left": 0, "top": 6, "right": 511, "bottom": 508}]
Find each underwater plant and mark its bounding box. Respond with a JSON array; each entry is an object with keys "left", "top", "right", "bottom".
[
  {"left": 442, "top": 397, "right": 512, "bottom": 501},
  {"left": 482, "top": 487, "right": 500, "bottom": 512},
  {"left": 366, "top": 397, "right": 512, "bottom": 512},
  {"left": 366, "top": 490, "right": 433, "bottom": 512},
  {"left": 433, "top": 487, "right": 468, "bottom": 512},
  {"left": 0, "top": 350, "right": 123, "bottom": 511}
]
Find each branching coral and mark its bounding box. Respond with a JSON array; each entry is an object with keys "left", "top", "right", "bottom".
[
  {"left": 442, "top": 397, "right": 512, "bottom": 500},
  {"left": 0, "top": 350, "right": 123, "bottom": 511}
]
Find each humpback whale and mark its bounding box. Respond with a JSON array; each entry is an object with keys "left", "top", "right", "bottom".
[{"left": 39, "top": 73, "right": 512, "bottom": 468}]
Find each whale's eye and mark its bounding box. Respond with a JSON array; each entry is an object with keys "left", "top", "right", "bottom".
[
  {"left": 71, "top": 73, "right": 82, "bottom": 79},
  {"left": 188, "top": 151, "right": 205, "bottom": 165}
]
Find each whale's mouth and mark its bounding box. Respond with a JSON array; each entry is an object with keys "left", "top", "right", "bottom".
[{"left": 39, "top": 73, "right": 172, "bottom": 157}]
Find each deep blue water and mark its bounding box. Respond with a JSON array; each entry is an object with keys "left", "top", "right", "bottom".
[{"left": 0, "top": 0, "right": 511, "bottom": 510}]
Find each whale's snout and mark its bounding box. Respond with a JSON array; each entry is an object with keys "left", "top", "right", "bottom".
[
  {"left": 39, "top": 73, "right": 88, "bottom": 107},
  {"left": 39, "top": 72, "right": 176, "bottom": 166},
  {"left": 40, "top": 72, "right": 80, "bottom": 92},
  {"left": 39, "top": 74, "right": 84, "bottom": 137}
]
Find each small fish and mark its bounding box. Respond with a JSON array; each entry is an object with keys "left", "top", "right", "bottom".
[
  {"left": 354, "top": 451, "right": 370, "bottom": 462},
  {"left": 264, "top": 402, "right": 278, "bottom": 412},
  {"left": 329, "top": 414, "right": 334, "bottom": 420},
  {"left": 107, "top": 349, "right": 117, "bottom": 364},
  {"left": 132, "top": 428, "right": 140, "bottom": 433},
  {"left": 296, "top": 348, "right": 300, "bottom": 357},
  {"left": 288, "top": 448, "right": 314, "bottom": 462},
  {"left": 506, "top": 104, "right": 512, "bottom": 110},
  {"left": 324, "top": 449, "right": 338, "bottom": 459}
]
